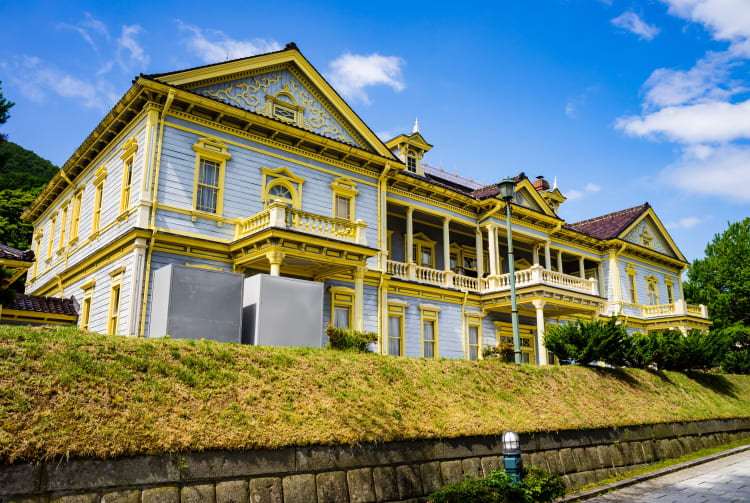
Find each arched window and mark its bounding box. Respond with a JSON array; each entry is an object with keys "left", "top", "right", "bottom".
[
  {"left": 646, "top": 275, "right": 659, "bottom": 305},
  {"left": 266, "top": 180, "right": 296, "bottom": 206}
]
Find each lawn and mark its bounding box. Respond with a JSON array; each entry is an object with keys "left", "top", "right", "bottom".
[{"left": 1, "top": 325, "right": 750, "bottom": 464}]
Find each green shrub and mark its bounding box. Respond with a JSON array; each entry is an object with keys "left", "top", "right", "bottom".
[
  {"left": 428, "top": 466, "right": 565, "bottom": 503},
  {"left": 543, "top": 317, "right": 628, "bottom": 366},
  {"left": 482, "top": 342, "right": 515, "bottom": 362},
  {"left": 324, "top": 324, "right": 377, "bottom": 352},
  {"left": 720, "top": 324, "right": 750, "bottom": 374}
]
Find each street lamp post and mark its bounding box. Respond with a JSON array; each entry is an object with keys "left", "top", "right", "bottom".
[
  {"left": 502, "top": 430, "right": 523, "bottom": 483},
  {"left": 498, "top": 177, "right": 522, "bottom": 365}
]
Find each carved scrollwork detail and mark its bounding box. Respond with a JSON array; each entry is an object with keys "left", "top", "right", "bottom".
[
  {"left": 202, "top": 74, "right": 282, "bottom": 110},
  {"left": 291, "top": 82, "right": 347, "bottom": 142}
]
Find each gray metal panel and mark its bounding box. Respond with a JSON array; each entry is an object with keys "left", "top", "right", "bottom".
[
  {"left": 242, "top": 274, "right": 261, "bottom": 345},
  {"left": 150, "top": 264, "right": 244, "bottom": 342},
  {"left": 243, "top": 274, "right": 323, "bottom": 348},
  {"left": 149, "top": 264, "right": 172, "bottom": 338}
]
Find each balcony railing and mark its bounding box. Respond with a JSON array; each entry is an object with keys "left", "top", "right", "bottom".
[
  {"left": 642, "top": 300, "right": 708, "bottom": 319},
  {"left": 235, "top": 201, "right": 368, "bottom": 245},
  {"left": 386, "top": 261, "right": 598, "bottom": 296}
]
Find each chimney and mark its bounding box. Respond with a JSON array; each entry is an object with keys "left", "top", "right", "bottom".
[{"left": 533, "top": 176, "right": 549, "bottom": 192}]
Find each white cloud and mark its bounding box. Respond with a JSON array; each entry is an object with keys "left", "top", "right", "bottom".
[
  {"left": 327, "top": 53, "right": 405, "bottom": 104},
  {"left": 659, "top": 144, "right": 750, "bottom": 202},
  {"left": 6, "top": 55, "right": 117, "bottom": 111},
  {"left": 177, "top": 21, "right": 281, "bottom": 63},
  {"left": 662, "top": 0, "right": 750, "bottom": 44},
  {"left": 565, "top": 182, "right": 600, "bottom": 201},
  {"left": 116, "top": 25, "right": 149, "bottom": 71},
  {"left": 565, "top": 100, "right": 577, "bottom": 118},
  {"left": 616, "top": 99, "right": 750, "bottom": 143},
  {"left": 611, "top": 12, "right": 661, "bottom": 40},
  {"left": 666, "top": 216, "right": 705, "bottom": 229}
]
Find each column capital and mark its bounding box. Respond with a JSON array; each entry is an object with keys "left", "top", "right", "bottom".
[
  {"left": 442, "top": 215, "right": 451, "bottom": 224},
  {"left": 353, "top": 266, "right": 368, "bottom": 279},
  {"left": 406, "top": 206, "right": 415, "bottom": 215},
  {"left": 531, "top": 299, "right": 546, "bottom": 310},
  {"left": 266, "top": 250, "right": 285, "bottom": 265}
]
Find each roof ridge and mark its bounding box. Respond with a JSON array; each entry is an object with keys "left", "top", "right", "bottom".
[{"left": 569, "top": 203, "right": 649, "bottom": 228}]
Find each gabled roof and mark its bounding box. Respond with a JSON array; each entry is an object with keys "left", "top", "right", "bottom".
[
  {"left": 2, "top": 294, "right": 78, "bottom": 316},
  {"left": 567, "top": 204, "right": 649, "bottom": 240},
  {"left": 143, "top": 42, "right": 397, "bottom": 160},
  {"left": 0, "top": 244, "right": 34, "bottom": 262},
  {"left": 385, "top": 131, "right": 433, "bottom": 152}
]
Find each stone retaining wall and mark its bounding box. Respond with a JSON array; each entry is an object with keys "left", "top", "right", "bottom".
[{"left": 2, "top": 418, "right": 750, "bottom": 503}]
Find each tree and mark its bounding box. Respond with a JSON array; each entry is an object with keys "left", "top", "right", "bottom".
[
  {"left": 543, "top": 317, "right": 629, "bottom": 366},
  {"left": 0, "top": 81, "right": 13, "bottom": 128},
  {"left": 0, "top": 189, "right": 37, "bottom": 250},
  {"left": 684, "top": 218, "right": 750, "bottom": 330}
]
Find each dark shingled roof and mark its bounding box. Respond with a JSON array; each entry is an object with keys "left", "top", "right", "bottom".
[
  {"left": 0, "top": 243, "right": 35, "bottom": 262},
  {"left": 2, "top": 294, "right": 78, "bottom": 317},
  {"left": 566, "top": 203, "right": 650, "bottom": 240}
]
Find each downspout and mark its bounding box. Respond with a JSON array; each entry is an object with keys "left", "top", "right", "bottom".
[
  {"left": 376, "top": 161, "right": 392, "bottom": 354},
  {"left": 460, "top": 290, "right": 469, "bottom": 359},
  {"left": 138, "top": 90, "right": 173, "bottom": 337}
]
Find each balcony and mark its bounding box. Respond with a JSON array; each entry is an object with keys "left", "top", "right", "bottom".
[
  {"left": 235, "top": 201, "right": 368, "bottom": 245},
  {"left": 386, "top": 260, "right": 599, "bottom": 296},
  {"left": 642, "top": 300, "right": 708, "bottom": 319}
]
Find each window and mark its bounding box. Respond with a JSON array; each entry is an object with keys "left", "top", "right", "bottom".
[
  {"left": 32, "top": 231, "right": 42, "bottom": 276},
  {"left": 495, "top": 322, "right": 535, "bottom": 364},
  {"left": 91, "top": 165, "right": 107, "bottom": 235},
  {"left": 80, "top": 279, "right": 95, "bottom": 331},
  {"left": 640, "top": 227, "right": 655, "bottom": 248},
  {"left": 47, "top": 215, "right": 56, "bottom": 259},
  {"left": 273, "top": 103, "right": 296, "bottom": 122},
  {"left": 387, "top": 302, "right": 406, "bottom": 356},
  {"left": 646, "top": 275, "right": 659, "bottom": 306},
  {"left": 467, "top": 318, "right": 482, "bottom": 361},
  {"left": 406, "top": 150, "right": 417, "bottom": 172},
  {"left": 120, "top": 158, "right": 133, "bottom": 213},
  {"left": 330, "top": 177, "right": 358, "bottom": 221},
  {"left": 463, "top": 251, "right": 477, "bottom": 272},
  {"left": 57, "top": 204, "right": 68, "bottom": 253},
  {"left": 408, "top": 232, "right": 436, "bottom": 268},
  {"left": 108, "top": 267, "right": 124, "bottom": 335},
  {"left": 666, "top": 278, "right": 675, "bottom": 304},
  {"left": 69, "top": 191, "right": 83, "bottom": 243},
  {"left": 261, "top": 167, "right": 304, "bottom": 210},
  {"left": 420, "top": 305, "right": 439, "bottom": 358},
  {"left": 330, "top": 286, "right": 354, "bottom": 330},
  {"left": 192, "top": 137, "right": 231, "bottom": 217},
  {"left": 195, "top": 159, "right": 220, "bottom": 213},
  {"left": 626, "top": 264, "right": 637, "bottom": 304}
]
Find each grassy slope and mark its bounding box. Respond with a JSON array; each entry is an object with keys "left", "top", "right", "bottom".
[{"left": 2, "top": 326, "right": 750, "bottom": 464}]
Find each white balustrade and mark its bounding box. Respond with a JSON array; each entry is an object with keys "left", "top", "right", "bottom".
[
  {"left": 452, "top": 273, "right": 478, "bottom": 291},
  {"left": 387, "top": 260, "right": 408, "bottom": 279},
  {"left": 643, "top": 303, "right": 676, "bottom": 317},
  {"left": 414, "top": 265, "right": 446, "bottom": 286},
  {"left": 234, "top": 209, "right": 270, "bottom": 239}
]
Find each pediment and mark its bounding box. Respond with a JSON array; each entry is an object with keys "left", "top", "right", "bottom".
[
  {"left": 619, "top": 209, "right": 685, "bottom": 260},
  {"left": 152, "top": 50, "right": 393, "bottom": 158},
  {"left": 511, "top": 179, "right": 554, "bottom": 216}
]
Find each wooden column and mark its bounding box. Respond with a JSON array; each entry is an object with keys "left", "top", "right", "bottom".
[
  {"left": 557, "top": 250, "right": 563, "bottom": 274},
  {"left": 475, "top": 228, "right": 484, "bottom": 278},
  {"left": 443, "top": 217, "right": 451, "bottom": 271},
  {"left": 266, "top": 251, "right": 284, "bottom": 276},
  {"left": 579, "top": 256, "right": 586, "bottom": 279},
  {"left": 353, "top": 266, "right": 366, "bottom": 331},
  {"left": 487, "top": 225, "right": 497, "bottom": 276},
  {"left": 533, "top": 299, "right": 547, "bottom": 365},
  {"left": 544, "top": 241, "right": 551, "bottom": 271},
  {"left": 406, "top": 207, "right": 414, "bottom": 264}
]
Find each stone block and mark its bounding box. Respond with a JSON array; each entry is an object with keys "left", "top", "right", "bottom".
[
  {"left": 528, "top": 451, "right": 549, "bottom": 471},
  {"left": 678, "top": 437, "right": 692, "bottom": 455},
  {"left": 630, "top": 442, "right": 645, "bottom": 465},
  {"left": 593, "top": 468, "right": 610, "bottom": 482},
  {"left": 395, "top": 465, "right": 423, "bottom": 500},
  {"left": 0, "top": 463, "right": 41, "bottom": 496},
  {"left": 642, "top": 441, "right": 656, "bottom": 462},
  {"left": 609, "top": 444, "right": 625, "bottom": 467},
  {"left": 182, "top": 484, "right": 216, "bottom": 503},
  {"left": 50, "top": 495, "right": 98, "bottom": 503},
  {"left": 282, "top": 474, "right": 316, "bottom": 503},
  {"left": 570, "top": 447, "right": 589, "bottom": 472},
  {"left": 316, "top": 471, "right": 348, "bottom": 503},
  {"left": 298, "top": 439, "right": 442, "bottom": 472},
  {"left": 596, "top": 445, "right": 613, "bottom": 468},
  {"left": 6, "top": 497, "right": 48, "bottom": 503},
  {"left": 217, "top": 480, "right": 249, "bottom": 503},
  {"left": 584, "top": 447, "right": 602, "bottom": 469},
  {"left": 419, "top": 462, "right": 443, "bottom": 495},
  {"left": 520, "top": 453, "right": 531, "bottom": 468},
  {"left": 651, "top": 422, "right": 674, "bottom": 440},
  {"left": 101, "top": 490, "right": 140, "bottom": 503},
  {"left": 142, "top": 486, "right": 179, "bottom": 503},
  {"left": 620, "top": 424, "right": 652, "bottom": 442},
  {"left": 372, "top": 467, "right": 398, "bottom": 503},
  {"left": 617, "top": 442, "right": 633, "bottom": 466},
  {"left": 439, "top": 460, "right": 463, "bottom": 486},
  {"left": 544, "top": 450, "right": 564, "bottom": 474},
  {"left": 480, "top": 456, "right": 502, "bottom": 477},
  {"left": 670, "top": 438, "right": 684, "bottom": 457},
  {"left": 249, "top": 477, "right": 282, "bottom": 503},
  {"left": 566, "top": 471, "right": 588, "bottom": 488},
  {"left": 442, "top": 435, "right": 502, "bottom": 459},
  {"left": 182, "top": 449, "right": 296, "bottom": 481},
  {"left": 558, "top": 448, "right": 577, "bottom": 474},
  {"left": 687, "top": 436, "right": 701, "bottom": 452},
  {"left": 653, "top": 439, "right": 670, "bottom": 460},
  {"left": 46, "top": 455, "right": 180, "bottom": 492},
  {"left": 460, "top": 457, "right": 483, "bottom": 479},
  {"left": 347, "top": 468, "right": 375, "bottom": 503}
]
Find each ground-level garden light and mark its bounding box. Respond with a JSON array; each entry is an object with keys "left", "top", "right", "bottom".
[{"left": 502, "top": 429, "right": 523, "bottom": 483}]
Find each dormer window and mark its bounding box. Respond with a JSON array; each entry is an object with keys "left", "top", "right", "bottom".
[{"left": 407, "top": 150, "right": 417, "bottom": 172}]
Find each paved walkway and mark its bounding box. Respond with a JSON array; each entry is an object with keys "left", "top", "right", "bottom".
[{"left": 585, "top": 449, "right": 750, "bottom": 503}]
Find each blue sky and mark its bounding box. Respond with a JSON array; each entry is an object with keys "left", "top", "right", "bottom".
[{"left": 1, "top": 0, "right": 749, "bottom": 262}]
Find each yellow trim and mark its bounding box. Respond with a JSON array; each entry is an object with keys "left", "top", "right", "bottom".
[
  {"left": 330, "top": 285, "right": 354, "bottom": 329},
  {"left": 69, "top": 190, "right": 83, "bottom": 244},
  {"left": 407, "top": 232, "right": 436, "bottom": 268},
  {"left": 616, "top": 208, "right": 687, "bottom": 263},
  {"left": 119, "top": 142, "right": 136, "bottom": 214},
  {"left": 645, "top": 274, "right": 659, "bottom": 306},
  {"left": 419, "top": 304, "right": 439, "bottom": 358},
  {"left": 494, "top": 321, "right": 536, "bottom": 364},
  {"left": 57, "top": 202, "right": 69, "bottom": 254},
  {"left": 626, "top": 263, "right": 637, "bottom": 304},
  {"left": 0, "top": 309, "right": 77, "bottom": 326},
  {"left": 385, "top": 303, "right": 406, "bottom": 356},
  {"left": 185, "top": 262, "right": 223, "bottom": 271},
  {"left": 80, "top": 279, "right": 95, "bottom": 330}
]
